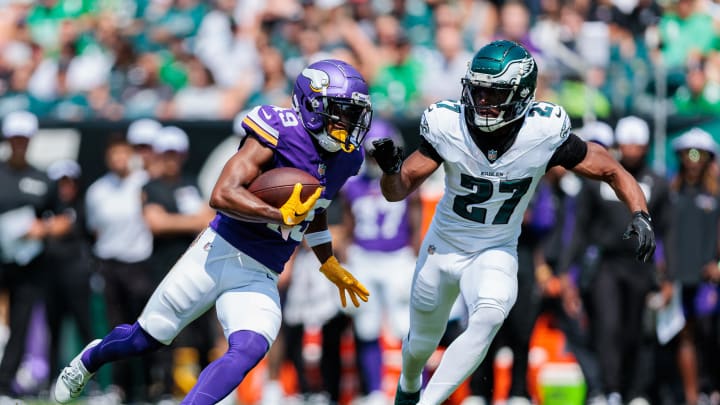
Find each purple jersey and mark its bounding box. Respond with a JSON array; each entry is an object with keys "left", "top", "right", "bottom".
[
  {"left": 210, "top": 105, "right": 363, "bottom": 272},
  {"left": 342, "top": 174, "right": 412, "bottom": 252}
]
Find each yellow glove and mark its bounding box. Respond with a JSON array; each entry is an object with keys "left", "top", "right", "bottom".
[
  {"left": 319, "top": 256, "right": 370, "bottom": 308},
  {"left": 279, "top": 183, "right": 323, "bottom": 226}
]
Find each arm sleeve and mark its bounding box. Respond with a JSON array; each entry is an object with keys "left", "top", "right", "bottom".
[
  {"left": 546, "top": 133, "right": 587, "bottom": 171},
  {"left": 418, "top": 136, "right": 444, "bottom": 164}
]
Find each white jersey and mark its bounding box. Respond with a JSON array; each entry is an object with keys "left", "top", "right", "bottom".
[{"left": 421, "top": 99, "right": 571, "bottom": 253}]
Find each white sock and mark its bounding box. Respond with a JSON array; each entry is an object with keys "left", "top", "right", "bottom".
[
  {"left": 399, "top": 333, "right": 426, "bottom": 393},
  {"left": 399, "top": 371, "right": 423, "bottom": 394}
]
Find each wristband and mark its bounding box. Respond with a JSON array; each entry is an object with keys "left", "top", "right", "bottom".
[
  {"left": 633, "top": 210, "right": 652, "bottom": 222},
  {"left": 304, "top": 230, "right": 333, "bottom": 247}
]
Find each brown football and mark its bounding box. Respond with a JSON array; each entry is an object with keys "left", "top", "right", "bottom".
[{"left": 248, "top": 167, "right": 322, "bottom": 208}]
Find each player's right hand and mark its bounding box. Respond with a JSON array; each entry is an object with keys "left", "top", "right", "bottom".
[
  {"left": 370, "top": 138, "right": 403, "bottom": 174},
  {"left": 319, "top": 256, "right": 370, "bottom": 307},
  {"left": 279, "top": 183, "right": 322, "bottom": 226}
]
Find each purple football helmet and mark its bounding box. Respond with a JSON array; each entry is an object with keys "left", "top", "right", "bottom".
[{"left": 292, "top": 59, "right": 373, "bottom": 153}]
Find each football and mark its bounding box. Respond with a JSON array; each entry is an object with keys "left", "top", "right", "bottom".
[{"left": 248, "top": 167, "right": 322, "bottom": 208}]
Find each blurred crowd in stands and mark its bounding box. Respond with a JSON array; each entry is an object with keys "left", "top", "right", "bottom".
[{"left": 0, "top": 0, "right": 719, "bottom": 123}]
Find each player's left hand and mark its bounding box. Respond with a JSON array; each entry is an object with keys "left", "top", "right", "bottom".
[
  {"left": 279, "top": 183, "right": 323, "bottom": 226},
  {"left": 319, "top": 256, "right": 370, "bottom": 307},
  {"left": 623, "top": 211, "right": 655, "bottom": 263}
]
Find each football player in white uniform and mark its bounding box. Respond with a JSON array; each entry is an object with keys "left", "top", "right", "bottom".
[{"left": 370, "top": 40, "right": 656, "bottom": 405}]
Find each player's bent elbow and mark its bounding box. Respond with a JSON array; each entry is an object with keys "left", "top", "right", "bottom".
[
  {"left": 208, "top": 189, "right": 228, "bottom": 211},
  {"left": 600, "top": 168, "right": 621, "bottom": 187}
]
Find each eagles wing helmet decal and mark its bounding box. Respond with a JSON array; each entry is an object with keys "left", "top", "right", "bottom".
[{"left": 467, "top": 57, "right": 536, "bottom": 85}]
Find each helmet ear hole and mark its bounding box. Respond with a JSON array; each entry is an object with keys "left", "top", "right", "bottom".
[{"left": 305, "top": 100, "right": 314, "bottom": 112}]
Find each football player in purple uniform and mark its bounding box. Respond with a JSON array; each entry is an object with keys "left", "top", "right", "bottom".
[
  {"left": 54, "top": 59, "right": 373, "bottom": 405},
  {"left": 341, "top": 119, "right": 422, "bottom": 405}
]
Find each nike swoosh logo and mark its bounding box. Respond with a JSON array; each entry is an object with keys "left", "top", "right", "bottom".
[
  {"left": 554, "top": 109, "right": 561, "bottom": 117},
  {"left": 261, "top": 109, "right": 273, "bottom": 120}
]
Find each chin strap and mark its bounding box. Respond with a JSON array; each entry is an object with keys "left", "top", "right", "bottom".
[{"left": 315, "top": 131, "right": 342, "bottom": 153}]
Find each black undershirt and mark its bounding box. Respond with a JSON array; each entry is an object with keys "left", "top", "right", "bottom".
[
  {"left": 466, "top": 119, "right": 524, "bottom": 162},
  {"left": 417, "top": 132, "right": 588, "bottom": 171}
]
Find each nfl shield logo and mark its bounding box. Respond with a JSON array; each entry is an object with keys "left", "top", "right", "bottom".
[
  {"left": 318, "top": 163, "right": 326, "bottom": 176},
  {"left": 488, "top": 149, "right": 498, "bottom": 162}
]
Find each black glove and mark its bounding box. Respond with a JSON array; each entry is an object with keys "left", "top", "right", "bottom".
[
  {"left": 369, "top": 138, "right": 403, "bottom": 175},
  {"left": 623, "top": 211, "right": 656, "bottom": 263}
]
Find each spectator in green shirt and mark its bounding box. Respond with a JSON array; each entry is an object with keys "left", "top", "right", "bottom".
[
  {"left": 658, "top": 0, "right": 718, "bottom": 71},
  {"left": 369, "top": 32, "right": 424, "bottom": 117},
  {"left": 672, "top": 55, "right": 720, "bottom": 116},
  {"left": 26, "top": 0, "right": 95, "bottom": 55}
]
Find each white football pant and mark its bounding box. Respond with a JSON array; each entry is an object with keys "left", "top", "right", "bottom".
[
  {"left": 400, "top": 225, "right": 518, "bottom": 404},
  {"left": 138, "top": 227, "right": 282, "bottom": 346}
]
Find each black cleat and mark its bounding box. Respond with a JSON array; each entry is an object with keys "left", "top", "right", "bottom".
[{"left": 394, "top": 383, "right": 420, "bottom": 405}]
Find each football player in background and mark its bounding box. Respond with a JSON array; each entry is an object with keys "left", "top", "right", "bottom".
[
  {"left": 370, "top": 40, "right": 657, "bottom": 405},
  {"left": 54, "top": 59, "right": 372, "bottom": 405},
  {"left": 341, "top": 118, "right": 422, "bottom": 405}
]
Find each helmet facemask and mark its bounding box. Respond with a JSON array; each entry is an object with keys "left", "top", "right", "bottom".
[
  {"left": 461, "top": 77, "right": 533, "bottom": 133},
  {"left": 460, "top": 40, "right": 538, "bottom": 133},
  {"left": 316, "top": 97, "right": 373, "bottom": 153}
]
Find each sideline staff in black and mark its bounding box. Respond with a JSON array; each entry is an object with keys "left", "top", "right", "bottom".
[
  {"left": 43, "top": 159, "right": 95, "bottom": 389},
  {"left": 0, "top": 111, "right": 67, "bottom": 398},
  {"left": 566, "top": 116, "right": 671, "bottom": 404}
]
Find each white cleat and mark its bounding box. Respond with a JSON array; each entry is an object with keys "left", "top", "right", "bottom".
[
  {"left": 54, "top": 339, "right": 101, "bottom": 403},
  {"left": 460, "top": 396, "right": 488, "bottom": 405}
]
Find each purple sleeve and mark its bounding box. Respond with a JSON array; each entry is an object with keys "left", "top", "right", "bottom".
[
  {"left": 241, "top": 106, "right": 281, "bottom": 149},
  {"left": 528, "top": 182, "right": 555, "bottom": 235},
  {"left": 654, "top": 239, "right": 665, "bottom": 267}
]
